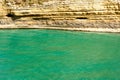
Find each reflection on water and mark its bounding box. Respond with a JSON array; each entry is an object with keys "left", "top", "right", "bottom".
[{"left": 0, "top": 29, "right": 120, "bottom": 80}]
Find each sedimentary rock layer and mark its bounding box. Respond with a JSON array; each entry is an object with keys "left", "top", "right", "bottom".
[{"left": 0, "top": 0, "right": 120, "bottom": 33}]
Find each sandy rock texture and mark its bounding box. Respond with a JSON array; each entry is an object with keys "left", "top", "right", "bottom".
[{"left": 0, "top": 0, "right": 120, "bottom": 32}]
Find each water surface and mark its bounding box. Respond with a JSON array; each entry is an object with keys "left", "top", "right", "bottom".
[{"left": 0, "top": 30, "right": 120, "bottom": 80}]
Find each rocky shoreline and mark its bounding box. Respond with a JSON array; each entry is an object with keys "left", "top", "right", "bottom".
[{"left": 0, "top": 17, "right": 120, "bottom": 33}]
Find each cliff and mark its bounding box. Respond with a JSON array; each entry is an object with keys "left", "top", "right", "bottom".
[{"left": 0, "top": 0, "right": 120, "bottom": 32}]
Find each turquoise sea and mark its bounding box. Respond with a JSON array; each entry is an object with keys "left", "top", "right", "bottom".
[{"left": 0, "top": 29, "right": 120, "bottom": 80}]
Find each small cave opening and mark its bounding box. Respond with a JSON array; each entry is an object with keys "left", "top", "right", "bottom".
[
  {"left": 6, "top": 13, "right": 21, "bottom": 20},
  {"left": 6, "top": 13, "right": 15, "bottom": 17}
]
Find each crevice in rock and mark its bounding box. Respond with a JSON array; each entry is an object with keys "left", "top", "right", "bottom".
[
  {"left": 76, "top": 17, "right": 88, "bottom": 19},
  {"left": 33, "top": 17, "right": 50, "bottom": 20}
]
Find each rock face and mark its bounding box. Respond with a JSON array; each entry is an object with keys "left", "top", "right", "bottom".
[
  {"left": 0, "top": 0, "right": 120, "bottom": 32},
  {"left": 40, "top": 0, "right": 104, "bottom": 11},
  {"left": 0, "top": 0, "right": 7, "bottom": 17},
  {"left": 5, "top": 0, "right": 119, "bottom": 19},
  {"left": 0, "top": 0, "right": 120, "bottom": 19},
  {"left": 4, "top": 0, "right": 120, "bottom": 10}
]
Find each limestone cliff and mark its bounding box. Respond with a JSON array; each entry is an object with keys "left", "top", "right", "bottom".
[
  {"left": 5, "top": 0, "right": 120, "bottom": 10},
  {"left": 0, "top": 0, "right": 120, "bottom": 32}
]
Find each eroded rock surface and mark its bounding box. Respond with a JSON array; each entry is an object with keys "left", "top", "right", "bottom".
[
  {"left": 0, "top": 0, "right": 7, "bottom": 17},
  {"left": 0, "top": 0, "right": 120, "bottom": 32}
]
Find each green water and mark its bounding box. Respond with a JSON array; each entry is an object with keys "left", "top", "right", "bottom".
[{"left": 0, "top": 30, "right": 120, "bottom": 80}]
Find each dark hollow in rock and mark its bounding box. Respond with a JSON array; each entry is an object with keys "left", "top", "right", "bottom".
[
  {"left": 76, "top": 17, "right": 88, "bottom": 19},
  {"left": 33, "top": 18, "right": 50, "bottom": 20}
]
